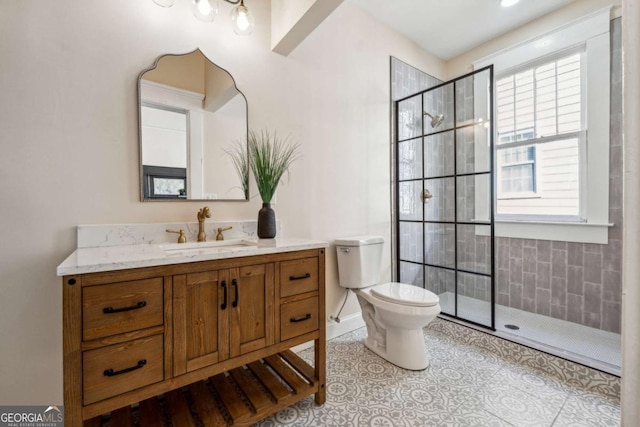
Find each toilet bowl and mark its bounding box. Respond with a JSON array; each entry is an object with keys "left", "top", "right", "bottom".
[{"left": 335, "top": 236, "right": 441, "bottom": 370}]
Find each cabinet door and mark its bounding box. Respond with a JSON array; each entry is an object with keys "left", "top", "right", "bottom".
[
  {"left": 229, "top": 263, "right": 275, "bottom": 358},
  {"left": 174, "top": 270, "right": 230, "bottom": 375}
]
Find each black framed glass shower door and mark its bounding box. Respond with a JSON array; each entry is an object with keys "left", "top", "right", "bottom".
[{"left": 395, "top": 66, "right": 495, "bottom": 330}]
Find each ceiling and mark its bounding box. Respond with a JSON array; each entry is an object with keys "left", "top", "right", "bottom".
[{"left": 348, "top": 0, "right": 576, "bottom": 60}]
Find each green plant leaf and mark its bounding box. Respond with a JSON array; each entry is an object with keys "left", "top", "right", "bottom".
[{"left": 248, "top": 129, "right": 301, "bottom": 203}]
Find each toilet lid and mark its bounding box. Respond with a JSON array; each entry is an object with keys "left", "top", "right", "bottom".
[{"left": 370, "top": 282, "right": 439, "bottom": 307}]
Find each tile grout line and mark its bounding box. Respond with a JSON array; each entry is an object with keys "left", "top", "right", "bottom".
[
  {"left": 549, "top": 394, "right": 571, "bottom": 426},
  {"left": 482, "top": 407, "right": 518, "bottom": 427},
  {"left": 467, "top": 365, "right": 519, "bottom": 427}
]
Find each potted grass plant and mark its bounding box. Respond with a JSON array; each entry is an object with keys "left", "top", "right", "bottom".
[{"left": 248, "top": 129, "right": 300, "bottom": 238}]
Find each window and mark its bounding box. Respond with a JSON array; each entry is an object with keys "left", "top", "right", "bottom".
[
  {"left": 472, "top": 8, "right": 611, "bottom": 243},
  {"left": 142, "top": 165, "right": 187, "bottom": 199},
  {"left": 496, "top": 52, "right": 584, "bottom": 221}
]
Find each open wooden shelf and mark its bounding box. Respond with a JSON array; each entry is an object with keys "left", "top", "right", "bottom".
[{"left": 84, "top": 350, "right": 317, "bottom": 427}]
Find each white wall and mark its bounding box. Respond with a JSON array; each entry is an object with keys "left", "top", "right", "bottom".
[{"left": 0, "top": 0, "right": 445, "bottom": 404}]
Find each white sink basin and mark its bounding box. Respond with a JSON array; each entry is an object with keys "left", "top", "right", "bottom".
[{"left": 161, "top": 239, "right": 257, "bottom": 253}]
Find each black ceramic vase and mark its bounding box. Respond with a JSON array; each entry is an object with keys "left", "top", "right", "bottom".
[{"left": 257, "top": 203, "right": 276, "bottom": 238}]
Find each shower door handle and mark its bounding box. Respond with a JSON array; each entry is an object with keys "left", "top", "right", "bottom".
[{"left": 421, "top": 189, "right": 433, "bottom": 203}]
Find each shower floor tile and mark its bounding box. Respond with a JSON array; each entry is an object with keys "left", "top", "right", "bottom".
[
  {"left": 254, "top": 318, "right": 620, "bottom": 427},
  {"left": 438, "top": 292, "right": 621, "bottom": 374}
]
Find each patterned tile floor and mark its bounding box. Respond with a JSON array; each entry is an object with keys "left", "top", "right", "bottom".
[{"left": 254, "top": 318, "right": 620, "bottom": 427}]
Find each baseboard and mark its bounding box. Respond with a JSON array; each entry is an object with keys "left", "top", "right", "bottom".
[
  {"left": 327, "top": 312, "right": 365, "bottom": 340},
  {"left": 291, "top": 312, "right": 365, "bottom": 352}
]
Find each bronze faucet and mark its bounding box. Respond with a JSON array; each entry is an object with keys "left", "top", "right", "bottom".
[
  {"left": 216, "top": 226, "right": 232, "bottom": 241},
  {"left": 197, "top": 207, "right": 211, "bottom": 242}
]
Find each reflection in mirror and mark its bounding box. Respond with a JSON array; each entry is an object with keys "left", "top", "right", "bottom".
[{"left": 138, "top": 49, "right": 248, "bottom": 201}]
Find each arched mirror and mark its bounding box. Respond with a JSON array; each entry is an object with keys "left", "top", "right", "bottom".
[{"left": 138, "top": 49, "right": 248, "bottom": 201}]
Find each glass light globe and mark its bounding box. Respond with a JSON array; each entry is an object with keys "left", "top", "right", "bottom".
[
  {"left": 192, "top": 0, "right": 218, "bottom": 22},
  {"left": 230, "top": 2, "right": 255, "bottom": 36},
  {"left": 153, "top": 0, "right": 175, "bottom": 7}
]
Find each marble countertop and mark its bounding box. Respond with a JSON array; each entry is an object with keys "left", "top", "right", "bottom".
[{"left": 57, "top": 238, "right": 329, "bottom": 276}]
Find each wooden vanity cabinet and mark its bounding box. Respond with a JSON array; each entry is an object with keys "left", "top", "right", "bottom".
[
  {"left": 63, "top": 248, "right": 325, "bottom": 427},
  {"left": 173, "top": 263, "right": 275, "bottom": 375}
]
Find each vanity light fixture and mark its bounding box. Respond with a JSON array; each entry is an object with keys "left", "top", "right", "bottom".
[
  {"left": 152, "top": 0, "right": 255, "bottom": 35},
  {"left": 192, "top": 0, "right": 218, "bottom": 22},
  {"left": 153, "top": 0, "right": 176, "bottom": 7},
  {"left": 500, "top": 0, "right": 520, "bottom": 7},
  {"left": 230, "top": 0, "right": 255, "bottom": 36}
]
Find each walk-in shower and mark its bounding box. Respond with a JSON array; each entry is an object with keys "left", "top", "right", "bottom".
[{"left": 392, "top": 41, "right": 622, "bottom": 375}]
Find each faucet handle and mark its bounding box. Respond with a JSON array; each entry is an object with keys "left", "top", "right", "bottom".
[
  {"left": 216, "top": 226, "right": 233, "bottom": 241},
  {"left": 166, "top": 229, "right": 187, "bottom": 243}
]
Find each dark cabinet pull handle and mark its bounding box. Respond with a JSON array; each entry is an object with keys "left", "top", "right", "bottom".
[
  {"left": 103, "top": 359, "right": 146, "bottom": 377},
  {"left": 103, "top": 301, "right": 146, "bottom": 314},
  {"left": 232, "top": 279, "right": 239, "bottom": 308},
  {"left": 290, "top": 313, "right": 312, "bottom": 323},
  {"left": 221, "top": 281, "right": 227, "bottom": 310},
  {"left": 289, "top": 273, "right": 311, "bottom": 281}
]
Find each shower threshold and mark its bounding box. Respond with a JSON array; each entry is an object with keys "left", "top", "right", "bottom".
[{"left": 437, "top": 292, "right": 621, "bottom": 376}]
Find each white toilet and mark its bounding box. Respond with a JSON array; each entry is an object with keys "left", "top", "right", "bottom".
[{"left": 335, "top": 236, "right": 441, "bottom": 370}]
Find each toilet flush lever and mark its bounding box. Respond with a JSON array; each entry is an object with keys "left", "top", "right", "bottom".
[{"left": 339, "top": 248, "right": 350, "bottom": 253}]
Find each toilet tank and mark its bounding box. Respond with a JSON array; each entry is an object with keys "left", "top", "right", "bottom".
[{"left": 334, "top": 236, "right": 384, "bottom": 288}]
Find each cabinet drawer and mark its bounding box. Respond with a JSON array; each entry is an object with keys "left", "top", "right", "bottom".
[
  {"left": 280, "top": 296, "right": 319, "bottom": 341},
  {"left": 82, "top": 334, "right": 164, "bottom": 405},
  {"left": 83, "top": 278, "right": 163, "bottom": 341},
  {"left": 280, "top": 257, "right": 318, "bottom": 297}
]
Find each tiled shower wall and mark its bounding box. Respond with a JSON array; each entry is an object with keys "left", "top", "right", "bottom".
[
  {"left": 394, "top": 63, "right": 493, "bottom": 304},
  {"left": 393, "top": 57, "right": 447, "bottom": 296},
  {"left": 392, "top": 18, "right": 623, "bottom": 334},
  {"left": 455, "top": 74, "right": 492, "bottom": 302},
  {"left": 391, "top": 59, "right": 441, "bottom": 100}
]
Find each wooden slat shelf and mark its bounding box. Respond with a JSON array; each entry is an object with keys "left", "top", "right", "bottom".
[{"left": 83, "top": 351, "right": 318, "bottom": 427}]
